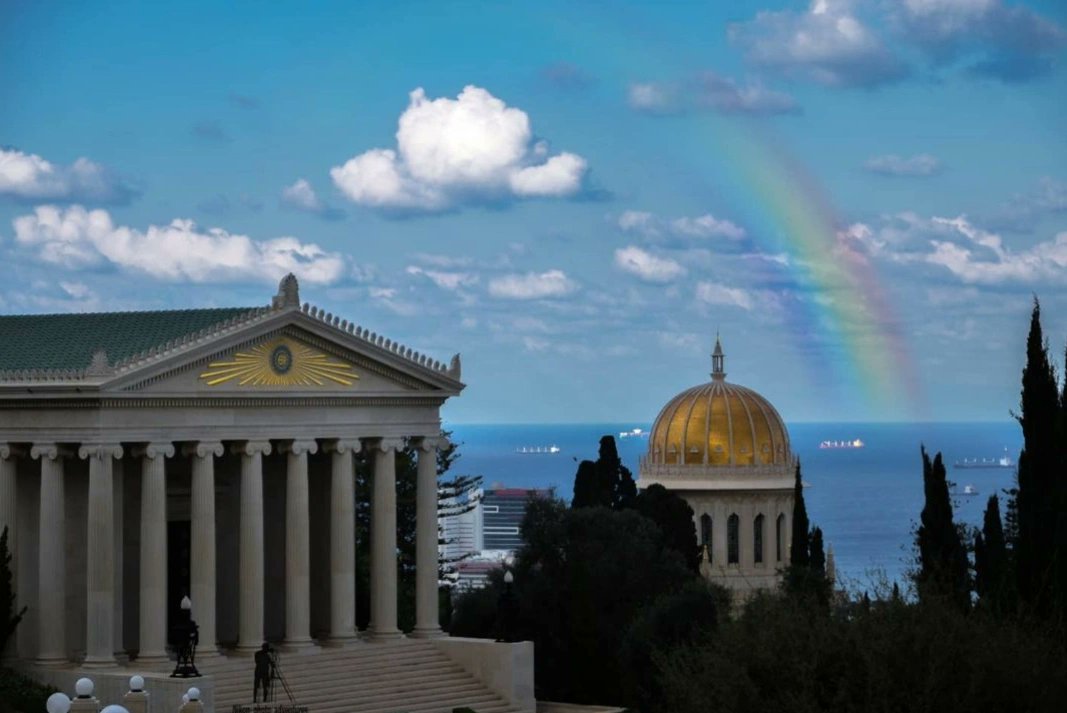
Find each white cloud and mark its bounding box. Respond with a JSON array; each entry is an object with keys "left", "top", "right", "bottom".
[
  {"left": 614, "top": 246, "right": 686, "bottom": 283},
  {"left": 865, "top": 154, "right": 942, "bottom": 176},
  {"left": 405, "top": 265, "right": 478, "bottom": 290},
  {"left": 330, "top": 86, "right": 588, "bottom": 212},
  {"left": 281, "top": 178, "right": 324, "bottom": 212},
  {"left": 12, "top": 205, "right": 345, "bottom": 284},
  {"left": 925, "top": 217, "right": 1067, "bottom": 284},
  {"left": 0, "top": 148, "right": 136, "bottom": 204},
  {"left": 730, "top": 0, "right": 907, "bottom": 87},
  {"left": 487, "top": 270, "right": 578, "bottom": 300},
  {"left": 628, "top": 72, "right": 799, "bottom": 116},
  {"left": 618, "top": 210, "right": 745, "bottom": 241},
  {"left": 695, "top": 282, "right": 755, "bottom": 310}
]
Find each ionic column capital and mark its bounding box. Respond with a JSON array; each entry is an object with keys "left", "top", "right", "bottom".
[
  {"left": 78, "top": 443, "right": 124, "bottom": 461},
  {"left": 368, "top": 437, "right": 404, "bottom": 454},
  {"left": 182, "top": 441, "right": 225, "bottom": 459},
  {"left": 414, "top": 436, "right": 450, "bottom": 453},
  {"left": 0, "top": 443, "right": 24, "bottom": 460},
  {"left": 31, "top": 443, "right": 69, "bottom": 461},
  {"left": 323, "top": 439, "right": 362, "bottom": 455},
  {"left": 279, "top": 439, "right": 318, "bottom": 456},
  {"left": 134, "top": 442, "right": 175, "bottom": 460},
  {"left": 231, "top": 440, "right": 273, "bottom": 457}
]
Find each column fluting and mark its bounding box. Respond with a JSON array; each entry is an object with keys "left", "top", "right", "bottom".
[
  {"left": 81, "top": 442, "right": 124, "bottom": 667},
  {"left": 326, "top": 439, "right": 360, "bottom": 643},
  {"left": 186, "top": 441, "right": 223, "bottom": 657},
  {"left": 283, "top": 439, "right": 317, "bottom": 648},
  {"left": 370, "top": 438, "right": 403, "bottom": 640},
  {"left": 32, "top": 443, "right": 66, "bottom": 665},
  {"left": 137, "top": 442, "right": 173, "bottom": 664},
  {"left": 411, "top": 437, "right": 444, "bottom": 638},
  {"left": 236, "top": 440, "right": 271, "bottom": 652}
]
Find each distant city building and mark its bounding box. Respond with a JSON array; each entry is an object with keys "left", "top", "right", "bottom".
[
  {"left": 440, "top": 489, "right": 483, "bottom": 560},
  {"left": 638, "top": 336, "right": 797, "bottom": 598}
]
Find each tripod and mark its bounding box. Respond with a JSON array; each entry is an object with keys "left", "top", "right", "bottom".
[{"left": 266, "top": 650, "right": 296, "bottom": 704}]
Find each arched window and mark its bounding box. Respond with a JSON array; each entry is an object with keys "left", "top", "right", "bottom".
[
  {"left": 776, "top": 513, "right": 786, "bottom": 562},
  {"left": 700, "top": 514, "right": 712, "bottom": 547},
  {"left": 754, "top": 514, "right": 765, "bottom": 564},
  {"left": 727, "top": 513, "right": 739, "bottom": 564}
]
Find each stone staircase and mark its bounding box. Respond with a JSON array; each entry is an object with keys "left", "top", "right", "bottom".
[{"left": 203, "top": 638, "right": 524, "bottom": 713}]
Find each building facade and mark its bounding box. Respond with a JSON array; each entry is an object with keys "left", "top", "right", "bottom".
[
  {"left": 637, "top": 338, "right": 796, "bottom": 596},
  {"left": 0, "top": 275, "right": 464, "bottom": 666}
]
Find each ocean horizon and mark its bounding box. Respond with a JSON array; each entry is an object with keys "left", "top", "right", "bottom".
[{"left": 443, "top": 420, "right": 1022, "bottom": 592}]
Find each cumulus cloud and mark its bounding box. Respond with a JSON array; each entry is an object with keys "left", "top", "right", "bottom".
[
  {"left": 864, "top": 153, "right": 943, "bottom": 177},
  {"left": 614, "top": 246, "right": 686, "bottom": 283},
  {"left": 487, "top": 270, "right": 578, "bottom": 299},
  {"left": 628, "top": 72, "right": 799, "bottom": 116},
  {"left": 617, "top": 210, "right": 746, "bottom": 241},
  {"left": 330, "top": 86, "right": 588, "bottom": 212},
  {"left": 280, "top": 178, "right": 343, "bottom": 219},
  {"left": 892, "top": 0, "right": 1065, "bottom": 81},
  {"left": 405, "top": 265, "right": 479, "bottom": 290},
  {"left": 695, "top": 282, "right": 755, "bottom": 310},
  {"left": 0, "top": 148, "right": 138, "bottom": 205},
  {"left": 729, "top": 0, "right": 908, "bottom": 88},
  {"left": 12, "top": 205, "right": 345, "bottom": 284}
]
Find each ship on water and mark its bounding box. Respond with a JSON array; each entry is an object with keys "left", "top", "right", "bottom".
[
  {"left": 954, "top": 447, "right": 1014, "bottom": 470},
  {"left": 619, "top": 427, "right": 648, "bottom": 439},
  {"left": 515, "top": 445, "right": 561, "bottom": 455},
  {"left": 819, "top": 439, "right": 865, "bottom": 450}
]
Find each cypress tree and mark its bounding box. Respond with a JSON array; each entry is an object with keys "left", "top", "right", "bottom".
[
  {"left": 596, "top": 436, "right": 636, "bottom": 510},
  {"left": 975, "top": 494, "right": 1013, "bottom": 614},
  {"left": 1012, "top": 298, "right": 1061, "bottom": 616},
  {"left": 810, "top": 526, "right": 826, "bottom": 578},
  {"left": 790, "top": 461, "right": 810, "bottom": 567},
  {"left": 571, "top": 460, "right": 601, "bottom": 509},
  {"left": 916, "top": 447, "right": 969, "bottom": 610}
]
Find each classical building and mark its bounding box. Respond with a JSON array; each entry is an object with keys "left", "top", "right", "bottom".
[
  {"left": 638, "top": 337, "right": 796, "bottom": 596},
  {"left": 0, "top": 274, "right": 465, "bottom": 654}
]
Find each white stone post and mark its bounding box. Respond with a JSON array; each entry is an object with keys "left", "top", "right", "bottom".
[
  {"left": 32, "top": 443, "right": 67, "bottom": 665},
  {"left": 235, "top": 440, "right": 271, "bottom": 652},
  {"left": 370, "top": 438, "right": 403, "bottom": 640},
  {"left": 281, "top": 439, "right": 318, "bottom": 649},
  {"left": 0, "top": 444, "right": 19, "bottom": 660},
  {"left": 80, "top": 442, "right": 124, "bottom": 667},
  {"left": 411, "top": 437, "right": 444, "bottom": 638},
  {"left": 325, "top": 439, "right": 360, "bottom": 644},
  {"left": 136, "top": 442, "right": 173, "bottom": 664},
  {"left": 185, "top": 441, "right": 224, "bottom": 657}
]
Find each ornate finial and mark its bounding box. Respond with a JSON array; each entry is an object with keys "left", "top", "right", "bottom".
[
  {"left": 447, "top": 353, "right": 462, "bottom": 379},
  {"left": 273, "top": 273, "right": 300, "bottom": 309},
  {"left": 86, "top": 349, "right": 113, "bottom": 377},
  {"left": 711, "top": 334, "right": 726, "bottom": 381}
]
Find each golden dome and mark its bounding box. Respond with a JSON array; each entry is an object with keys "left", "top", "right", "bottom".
[{"left": 648, "top": 338, "right": 790, "bottom": 467}]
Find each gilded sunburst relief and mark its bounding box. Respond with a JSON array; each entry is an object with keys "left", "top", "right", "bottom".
[{"left": 199, "top": 338, "right": 357, "bottom": 387}]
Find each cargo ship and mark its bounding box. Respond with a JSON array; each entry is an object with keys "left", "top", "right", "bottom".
[
  {"left": 954, "top": 448, "right": 1014, "bottom": 470},
  {"left": 819, "top": 439, "right": 864, "bottom": 449}
]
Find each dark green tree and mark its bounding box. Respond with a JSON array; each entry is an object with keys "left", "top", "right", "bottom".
[
  {"left": 572, "top": 435, "right": 636, "bottom": 509},
  {"left": 0, "top": 526, "right": 26, "bottom": 660},
  {"left": 974, "top": 494, "right": 1014, "bottom": 615},
  {"left": 916, "top": 447, "right": 969, "bottom": 610},
  {"left": 810, "top": 526, "right": 826, "bottom": 578},
  {"left": 632, "top": 483, "right": 700, "bottom": 572},
  {"left": 1012, "top": 298, "right": 1063, "bottom": 616},
  {"left": 571, "top": 460, "right": 603, "bottom": 509},
  {"left": 790, "top": 461, "right": 810, "bottom": 567}
]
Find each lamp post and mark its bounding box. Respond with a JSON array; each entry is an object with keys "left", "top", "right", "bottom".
[
  {"left": 170, "top": 596, "right": 201, "bottom": 678},
  {"left": 496, "top": 570, "right": 517, "bottom": 643}
]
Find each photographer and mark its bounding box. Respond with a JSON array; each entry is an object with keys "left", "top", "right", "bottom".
[{"left": 253, "top": 642, "right": 274, "bottom": 703}]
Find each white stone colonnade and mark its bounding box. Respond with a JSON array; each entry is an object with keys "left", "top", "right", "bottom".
[{"left": 0, "top": 434, "right": 446, "bottom": 667}]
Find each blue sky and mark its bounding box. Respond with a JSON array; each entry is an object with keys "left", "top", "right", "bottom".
[{"left": 2, "top": 0, "right": 1065, "bottom": 423}]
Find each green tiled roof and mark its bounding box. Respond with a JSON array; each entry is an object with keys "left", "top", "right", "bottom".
[{"left": 0, "top": 307, "right": 256, "bottom": 372}]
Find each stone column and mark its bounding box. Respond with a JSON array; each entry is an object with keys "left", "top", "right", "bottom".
[
  {"left": 0, "top": 445, "right": 19, "bottom": 660},
  {"left": 370, "top": 438, "right": 403, "bottom": 640},
  {"left": 411, "top": 437, "right": 444, "bottom": 638},
  {"left": 235, "top": 440, "right": 271, "bottom": 652},
  {"left": 324, "top": 439, "right": 360, "bottom": 644},
  {"left": 137, "top": 442, "right": 173, "bottom": 664},
  {"left": 80, "top": 442, "right": 124, "bottom": 667},
  {"left": 32, "top": 443, "right": 67, "bottom": 665},
  {"left": 185, "top": 441, "right": 224, "bottom": 657},
  {"left": 281, "top": 439, "right": 318, "bottom": 649}
]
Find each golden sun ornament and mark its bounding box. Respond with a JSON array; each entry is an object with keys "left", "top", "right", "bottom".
[{"left": 199, "top": 338, "right": 357, "bottom": 387}]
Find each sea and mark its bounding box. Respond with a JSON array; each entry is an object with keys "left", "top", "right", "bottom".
[{"left": 444, "top": 421, "right": 1022, "bottom": 593}]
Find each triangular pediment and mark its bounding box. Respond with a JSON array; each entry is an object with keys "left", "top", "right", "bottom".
[{"left": 101, "top": 309, "right": 463, "bottom": 398}]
